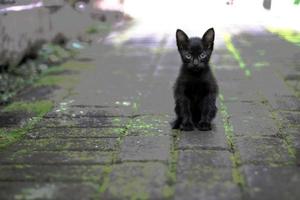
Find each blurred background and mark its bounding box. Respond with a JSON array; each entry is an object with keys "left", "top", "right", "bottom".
[{"left": 0, "top": 0, "right": 300, "bottom": 104}]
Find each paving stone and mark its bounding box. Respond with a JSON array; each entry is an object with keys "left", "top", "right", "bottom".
[
  {"left": 279, "top": 112, "right": 300, "bottom": 126},
  {"left": 15, "top": 85, "right": 60, "bottom": 102},
  {"left": 0, "top": 182, "right": 99, "bottom": 200},
  {"left": 254, "top": 71, "right": 299, "bottom": 113},
  {"left": 45, "top": 104, "right": 133, "bottom": 118},
  {"left": 229, "top": 32, "right": 299, "bottom": 112},
  {"left": 226, "top": 101, "right": 278, "bottom": 137},
  {"left": 7, "top": 138, "right": 118, "bottom": 151},
  {"left": 282, "top": 127, "right": 300, "bottom": 165},
  {"left": 25, "top": 127, "right": 124, "bottom": 139},
  {"left": 35, "top": 116, "right": 130, "bottom": 128},
  {"left": 118, "top": 135, "right": 170, "bottom": 162},
  {"left": 0, "top": 165, "right": 105, "bottom": 182},
  {"left": 175, "top": 150, "right": 241, "bottom": 200},
  {"left": 178, "top": 130, "right": 228, "bottom": 151},
  {"left": 217, "top": 78, "right": 261, "bottom": 102},
  {"left": 178, "top": 114, "right": 229, "bottom": 150},
  {"left": 235, "top": 137, "right": 292, "bottom": 165},
  {"left": 126, "top": 114, "right": 172, "bottom": 136},
  {"left": 100, "top": 162, "right": 168, "bottom": 200},
  {"left": 272, "top": 95, "right": 300, "bottom": 111},
  {"left": 0, "top": 151, "right": 113, "bottom": 165},
  {"left": 0, "top": 111, "right": 34, "bottom": 128},
  {"left": 243, "top": 165, "right": 300, "bottom": 200},
  {"left": 177, "top": 150, "right": 233, "bottom": 168},
  {"left": 282, "top": 127, "right": 300, "bottom": 148}
]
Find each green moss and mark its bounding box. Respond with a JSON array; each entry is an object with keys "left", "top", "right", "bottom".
[
  {"left": 219, "top": 94, "right": 246, "bottom": 188},
  {"left": 0, "top": 121, "right": 36, "bottom": 149},
  {"left": 268, "top": 28, "right": 300, "bottom": 46},
  {"left": 245, "top": 69, "right": 251, "bottom": 77},
  {"left": 97, "top": 165, "right": 113, "bottom": 194},
  {"left": 162, "top": 186, "right": 173, "bottom": 199},
  {"left": 257, "top": 49, "right": 266, "bottom": 56},
  {"left": 86, "top": 23, "right": 111, "bottom": 35},
  {"left": 230, "top": 153, "right": 245, "bottom": 186},
  {"left": 42, "top": 66, "right": 67, "bottom": 76},
  {"left": 35, "top": 76, "right": 66, "bottom": 87},
  {"left": 86, "top": 26, "right": 99, "bottom": 34},
  {"left": 0, "top": 128, "right": 28, "bottom": 149},
  {"left": 0, "top": 100, "right": 53, "bottom": 149},
  {"left": 163, "top": 131, "right": 179, "bottom": 199},
  {"left": 232, "top": 167, "right": 245, "bottom": 187},
  {"left": 219, "top": 94, "right": 234, "bottom": 149},
  {"left": 224, "top": 34, "right": 252, "bottom": 77},
  {"left": 254, "top": 61, "right": 270, "bottom": 69},
  {"left": 269, "top": 111, "right": 297, "bottom": 161},
  {"left": 256, "top": 94, "right": 297, "bottom": 162},
  {"left": 112, "top": 114, "right": 169, "bottom": 137},
  {"left": 3, "top": 100, "right": 53, "bottom": 117},
  {"left": 128, "top": 118, "right": 154, "bottom": 129},
  {"left": 61, "top": 60, "right": 94, "bottom": 71},
  {"left": 132, "top": 102, "right": 139, "bottom": 113}
]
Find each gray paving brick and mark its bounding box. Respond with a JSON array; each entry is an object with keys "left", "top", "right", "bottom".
[
  {"left": 226, "top": 101, "right": 278, "bottom": 137},
  {"left": 0, "top": 151, "right": 113, "bottom": 165},
  {"left": 45, "top": 104, "right": 133, "bottom": 118},
  {"left": 0, "top": 165, "right": 105, "bottom": 182},
  {"left": 243, "top": 165, "right": 300, "bottom": 200},
  {"left": 119, "top": 135, "right": 171, "bottom": 162},
  {"left": 282, "top": 127, "right": 300, "bottom": 149},
  {"left": 174, "top": 150, "right": 241, "bottom": 200},
  {"left": 177, "top": 150, "right": 233, "bottom": 168},
  {"left": 126, "top": 114, "right": 172, "bottom": 136},
  {"left": 35, "top": 116, "right": 130, "bottom": 128},
  {"left": 178, "top": 115, "right": 231, "bottom": 150},
  {"left": 272, "top": 95, "right": 300, "bottom": 111},
  {"left": 0, "top": 111, "right": 34, "bottom": 128},
  {"left": 7, "top": 138, "right": 118, "bottom": 151},
  {"left": 279, "top": 112, "right": 300, "bottom": 126},
  {"left": 0, "top": 182, "right": 99, "bottom": 200},
  {"left": 235, "top": 137, "right": 292, "bottom": 165},
  {"left": 25, "top": 127, "right": 124, "bottom": 139},
  {"left": 101, "top": 162, "right": 168, "bottom": 200}
]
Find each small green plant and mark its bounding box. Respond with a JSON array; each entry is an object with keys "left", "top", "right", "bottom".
[
  {"left": 3, "top": 100, "right": 53, "bottom": 117},
  {"left": 0, "top": 100, "right": 53, "bottom": 149}
]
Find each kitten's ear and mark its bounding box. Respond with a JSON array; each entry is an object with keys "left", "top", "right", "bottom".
[
  {"left": 202, "top": 28, "right": 215, "bottom": 49},
  {"left": 176, "top": 29, "right": 189, "bottom": 50}
]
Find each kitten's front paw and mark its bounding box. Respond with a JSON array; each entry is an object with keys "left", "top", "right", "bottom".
[
  {"left": 180, "top": 122, "right": 194, "bottom": 131},
  {"left": 197, "top": 122, "right": 212, "bottom": 131},
  {"left": 171, "top": 119, "right": 181, "bottom": 129}
]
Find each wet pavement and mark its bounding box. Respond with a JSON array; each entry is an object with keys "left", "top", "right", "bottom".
[{"left": 0, "top": 20, "right": 300, "bottom": 199}]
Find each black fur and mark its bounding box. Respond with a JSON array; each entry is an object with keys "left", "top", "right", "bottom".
[{"left": 172, "top": 28, "right": 218, "bottom": 131}]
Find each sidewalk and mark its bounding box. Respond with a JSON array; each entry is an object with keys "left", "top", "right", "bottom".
[{"left": 0, "top": 22, "right": 299, "bottom": 199}]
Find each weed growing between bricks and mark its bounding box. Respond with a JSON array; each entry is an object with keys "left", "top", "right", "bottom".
[
  {"left": 219, "top": 94, "right": 246, "bottom": 189},
  {"left": 258, "top": 93, "right": 297, "bottom": 163},
  {"left": 0, "top": 100, "right": 54, "bottom": 149},
  {"left": 0, "top": 58, "right": 94, "bottom": 149},
  {"left": 224, "top": 34, "right": 251, "bottom": 77},
  {"left": 163, "top": 130, "right": 179, "bottom": 199}
]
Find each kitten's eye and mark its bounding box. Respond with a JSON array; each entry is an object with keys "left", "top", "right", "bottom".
[
  {"left": 200, "top": 52, "right": 206, "bottom": 59},
  {"left": 185, "top": 54, "right": 192, "bottom": 59}
]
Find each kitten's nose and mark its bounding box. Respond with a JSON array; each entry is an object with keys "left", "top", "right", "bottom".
[{"left": 193, "top": 59, "right": 199, "bottom": 65}]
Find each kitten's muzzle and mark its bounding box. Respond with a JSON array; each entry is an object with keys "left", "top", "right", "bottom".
[{"left": 193, "top": 58, "right": 199, "bottom": 66}]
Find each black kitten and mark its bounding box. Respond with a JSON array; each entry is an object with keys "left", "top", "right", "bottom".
[{"left": 172, "top": 28, "right": 218, "bottom": 131}]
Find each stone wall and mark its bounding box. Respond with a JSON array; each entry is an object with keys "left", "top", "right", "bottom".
[{"left": 0, "top": 0, "right": 119, "bottom": 71}]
